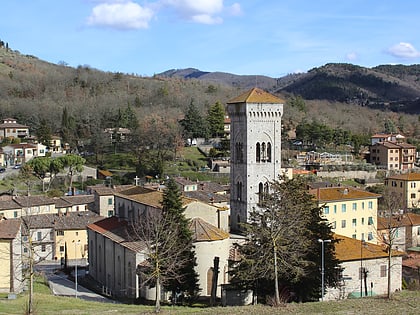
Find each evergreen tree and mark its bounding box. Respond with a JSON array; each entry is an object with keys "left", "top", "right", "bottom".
[
  {"left": 35, "top": 119, "right": 52, "bottom": 147},
  {"left": 161, "top": 178, "right": 200, "bottom": 300},
  {"left": 206, "top": 101, "right": 225, "bottom": 138},
  {"left": 179, "top": 99, "right": 206, "bottom": 139}
]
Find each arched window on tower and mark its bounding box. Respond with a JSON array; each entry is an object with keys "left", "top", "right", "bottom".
[
  {"left": 264, "top": 182, "right": 269, "bottom": 196},
  {"left": 256, "top": 142, "right": 261, "bottom": 162},
  {"left": 261, "top": 142, "right": 267, "bottom": 162},
  {"left": 267, "top": 142, "right": 272, "bottom": 162},
  {"left": 237, "top": 181, "right": 243, "bottom": 201},
  {"left": 258, "top": 182, "right": 264, "bottom": 204}
]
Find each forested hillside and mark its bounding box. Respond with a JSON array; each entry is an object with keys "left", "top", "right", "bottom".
[{"left": 1, "top": 42, "right": 420, "bottom": 147}]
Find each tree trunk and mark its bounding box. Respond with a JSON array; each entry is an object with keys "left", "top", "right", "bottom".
[
  {"left": 155, "top": 277, "right": 161, "bottom": 313},
  {"left": 387, "top": 247, "right": 392, "bottom": 299},
  {"left": 273, "top": 243, "right": 280, "bottom": 305}
]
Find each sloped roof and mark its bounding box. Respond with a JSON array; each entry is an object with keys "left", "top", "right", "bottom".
[
  {"left": 189, "top": 217, "right": 229, "bottom": 242},
  {"left": 14, "top": 195, "right": 55, "bottom": 207},
  {"left": 88, "top": 185, "right": 135, "bottom": 196},
  {"left": 377, "top": 213, "right": 420, "bottom": 229},
  {"left": 387, "top": 172, "right": 420, "bottom": 181},
  {"left": 0, "top": 199, "right": 21, "bottom": 210},
  {"left": 60, "top": 195, "right": 94, "bottom": 206},
  {"left": 24, "top": 211, "right": 103, "bottom": 229},
  {"left": 0, "top": 218, "right": 21, "bottom": 239},
  {"left": 87, "top": 216, "right": 146, "bottom": 252},
  {"left": 309, "top": 186, "right": 381, "bottom": 202},
  {"left": 227, "top": 88, "right": 285, "bottom": 104},
  {"left": 335, "top": 234, "right": 404, "bottom": 262}
]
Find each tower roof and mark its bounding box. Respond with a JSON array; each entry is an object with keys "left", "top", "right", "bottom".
[{"left": 227, "top": 87, "right": 285, "bottom": 104}]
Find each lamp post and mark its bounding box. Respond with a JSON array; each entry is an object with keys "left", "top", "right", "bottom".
[
  {"left": 318, "top": 239, "right": 331, "bottom": 301},
  {"left": 360, "top": 239, "right": 366, "bottom": 298},
  {"left": 73, "top": 240, "right": 80, "bottom": 298}
]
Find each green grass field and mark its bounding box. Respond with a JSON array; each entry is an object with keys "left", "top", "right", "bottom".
[{"left": 1, "top": 277, "right": 419, "bottom": 315}]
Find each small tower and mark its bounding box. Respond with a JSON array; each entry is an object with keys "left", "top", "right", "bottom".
[{"left": 227, "top": 88, "right": 284, "bottom": 232}]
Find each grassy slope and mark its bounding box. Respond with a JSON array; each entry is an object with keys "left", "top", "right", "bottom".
[{"left": 0, "top": 277, "right": 419, "bottom": 315}]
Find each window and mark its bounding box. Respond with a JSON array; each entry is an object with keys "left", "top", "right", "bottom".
[
  {"left": 411, "top": 193, "right": 416, "bottom": 199},
  {"left": 352, "top": 234, "right": 356, "bottom": 239},
  {"left": 341, "top": 220, "right": 346, "bottom": 228},
  {"left": 57, "top": 230, "right": 64, "bottom": 236},
  {"left": 75, "top": 231, "right": 79, "bottom": 236},
  {"left": 352, "top": 203, "right": 357, "bottom": 211},
  {"left": 361, "top": 217, "right": 365, "bottom": 225},
  {"left": 352, "top": 218, "right": 357, "bottom": 227},
  {"left": 368, "top": 201, "right": 373, "bottom": 209},
  {"left": 256, "top": 142, "right": 261, "bottom": 162},
  {"left": 324, "top": 206, "right": 330, "bottom": 215},
  {"left": 341, "top": 204, "right": 346, "bottom": 213},
  {"left": 108, "top": 210, "right": 114, "bottom": 217},
  {"left": 14, "top": 211, "right": 18, "bottom": 218},
  {"left": 41, "top": 245, "right": 46, "bottom": 252},
  {"left": 380, "top": 265, "right": 387, "bottom": 277},
  {"left": 37, "top": 231, "right": 42, "bottom": 241},
  {"left": 368, "top": 232, "right": 373, "bottom": 241},
  {"left": 267, "top": 142, "right": 272, "bottom": 162},
  {"left": 368, "top": 217, "right": 373, "bottom": 225},
  {"left": 411, "top": 182, "right": 416, "bottom": 188},
  {"left": 418, "top": 227, "right": 420, "bottom": 236},
  {"left": 334, "top": 205, "right": 337, "bottom": 214},
  {"left": 60, "top": 246, "right": 65, "bottom": 252},
  {"left": 361, "top": 202, "right": 365, "bottom": 210},
  {"left": 361, "top": 233, "right": 365, "bottom": 241},
  {"left": 108, "top": 198, "right": 113, "bottom": 205}
]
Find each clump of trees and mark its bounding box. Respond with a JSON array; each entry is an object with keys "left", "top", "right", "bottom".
[{"left": 231, "top": 176, "right": 340, "bottom": 303}]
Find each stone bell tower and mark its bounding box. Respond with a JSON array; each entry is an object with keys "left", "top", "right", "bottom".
[{"left": 227, "top": 88, "right": 284, "bottom": 231}]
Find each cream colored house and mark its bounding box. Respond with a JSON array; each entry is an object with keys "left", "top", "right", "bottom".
[
  {"left": 378, "top": 213, "right": 420, "bottom": 251},
  {"left": 87, "top": 185, "right": 135, "bottom": 217},
  {"left": 325, "top": 235, "right": 403, "bottom": 300},
  {"left": 0, "top": 118, "right": 29, "bottom": 140},
  {"left": 0, "top": 199, "right": 23, "bottom": 219},
  {"left": 384, "top": 172, "right": 420, "bottom": 209},
  {"left": 370, "top": 141, "right": 416, "bottom": 171},
  {"left": 0, "top": 218, "right": 23, "bottom": 294},
  {"left": 310, "top": 186, "right": 381, "bottom": 243}
]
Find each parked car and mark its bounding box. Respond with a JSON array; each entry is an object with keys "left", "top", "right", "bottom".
[
  {"left": 0, "top": 167, "right": 5, "bottom": 173},
  {"left": 13, "top": 164, "right": 21, "bottom": 169}
]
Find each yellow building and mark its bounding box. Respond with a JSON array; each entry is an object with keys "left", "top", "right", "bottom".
[
  {"left": 310, "top": 187, "right": 381, "bottom": 243},
  {"left": 0, "top": 218, "right": 23, "bottom": 294},
  {"left": 385, "top": 172, "right": 420, "bottom": 209}
]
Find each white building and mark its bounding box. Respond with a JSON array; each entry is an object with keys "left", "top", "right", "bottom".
[{"left": 227, "top": 88, "right": 284, "bottom": 231}]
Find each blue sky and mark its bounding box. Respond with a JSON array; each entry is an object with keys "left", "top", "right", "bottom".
[{"left": 1, "top": 0, "right": 420, "bottom": 77}]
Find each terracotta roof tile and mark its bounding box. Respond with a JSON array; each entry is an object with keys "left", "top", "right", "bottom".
[
  {"left": 335, "top": 234, "right": 403, "bottom": 262},
  {"left": 14, "top": 196, "right": 55, "bottom": 207},
  {"left": 387, "top": 172, "right": 420, "bottom": 181},
  {"left": 309, "top": 186, "right": 381, "bottom": 202},
  {"left": 24, "top": 211, "right": 103, "bottom": 229},
  {"left": 227, "top": 88, "right": 285, "bottom": 104},
  {"left": 189, "top": 217, "right": 229, "bottom": 242},
  {"left": 0, "top": 218, "right": 21, "bottom": 239}
]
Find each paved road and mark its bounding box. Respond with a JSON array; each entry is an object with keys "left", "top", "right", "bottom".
[{"left": 36, "top": 262, "right": 115, "bottom": 303}]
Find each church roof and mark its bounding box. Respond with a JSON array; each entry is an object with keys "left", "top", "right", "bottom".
[
  {"left": 189, "top": 217, "right": 229, "bottom": 242},
  {"left": 227, "top": 87, "right": 285, "bottom": 104}
]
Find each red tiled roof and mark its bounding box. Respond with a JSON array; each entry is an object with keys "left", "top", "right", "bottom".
[
  {"left": 309, "top": 187, "right": 381, "bottom": 202},
  {"left": 387, "top": 172, "right": 420, "bottom": 181},
  {"left": 227, "top": 88, "right": 285, "bottom": 104},
  {"left": 378, "top": 213, "right": 420, "bottom": 229},
  {"left": 189, "top": 217, "right": 229, "bottom": 242},
  {"left": 0, "top": 218, "right": 21, "bottom": 239}
]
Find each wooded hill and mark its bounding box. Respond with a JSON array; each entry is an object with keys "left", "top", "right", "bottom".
[{"left": 1, "top": 41, "right": 420, "bottom": 143}]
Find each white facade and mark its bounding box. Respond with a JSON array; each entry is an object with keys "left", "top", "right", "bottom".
[{"left": 227, "top": 88, "right": 284, "bottom": 231}]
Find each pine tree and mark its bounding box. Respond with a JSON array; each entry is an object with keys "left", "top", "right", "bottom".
[
  {"left": 206, "top": 101, "right": 225, "bottom": 138},
  {"left": 161, "top": 178, "right": 199, "bottom": 301}
]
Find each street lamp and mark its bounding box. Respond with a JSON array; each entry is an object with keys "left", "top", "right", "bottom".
[
  {"left": 318, "top": 239, "right": 331, "bottom": 301},
  {"left": 73, "top": 240, "right": 80, "bottom": 298},
  {"left": 360, "top": 239, "right": 366, "bottom": 298}
]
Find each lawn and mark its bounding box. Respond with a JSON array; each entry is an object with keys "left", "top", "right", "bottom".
[{"left": 1, "top": 277, "right": 419, "bottom": 315}]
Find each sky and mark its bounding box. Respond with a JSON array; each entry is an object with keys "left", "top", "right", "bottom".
[{"left": 1, "top": 0, "right": 420, "bottom": 78}]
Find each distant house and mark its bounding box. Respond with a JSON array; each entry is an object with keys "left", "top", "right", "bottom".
[
  {"left": 87, "top": 185, "right": 134, "bottom": 217},
  {"left": 325, "top": 234, "right": 403, "bottom": 300},
  {"left": 370, "top": 141, "right": 416, "bottom": 171},
  {"left": 0, "top": 118, "right": 29, "bottom": 140},
  {"left": 49, "top": 135, "right": 64, "bottom": 154},
  {"left": 103, "top": 127, "right": 131, "bottom": 144},
  {"left": 309, "top": 186, "right": 381, "bottom": 242},
  {"left": 370, "top": 133, "right": 405, "bottom": 145},
  {"left": 2, "top": 143, "right": 38, "bottom": 164},
  {"left": 0, "top": 218, "right": 23, "bottom": 294}
]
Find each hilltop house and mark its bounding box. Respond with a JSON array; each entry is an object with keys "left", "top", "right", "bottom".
[
  {"left": 0, "top": 118, "right": 29, "bottom": 141},
  {"left": 309, "top": 186, "right": 381, "bottom": 243}
]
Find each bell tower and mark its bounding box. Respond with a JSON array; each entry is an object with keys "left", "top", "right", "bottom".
[{"left": 227, "top": 88, "right": 284, "bottom": 231}]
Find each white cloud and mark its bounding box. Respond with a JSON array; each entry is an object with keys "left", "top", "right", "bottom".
[
  {"left": 87, "top": 1, "right": 154, "bottom": 30},
  {"left": 346, "top": 52, "right": 358, "bottom": 61},
  {"left": 163, "top": 0, "right": 240, "bottom": 24},
  {"left": 387, "top": 42, "right": 420, "bottom": 59}
]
